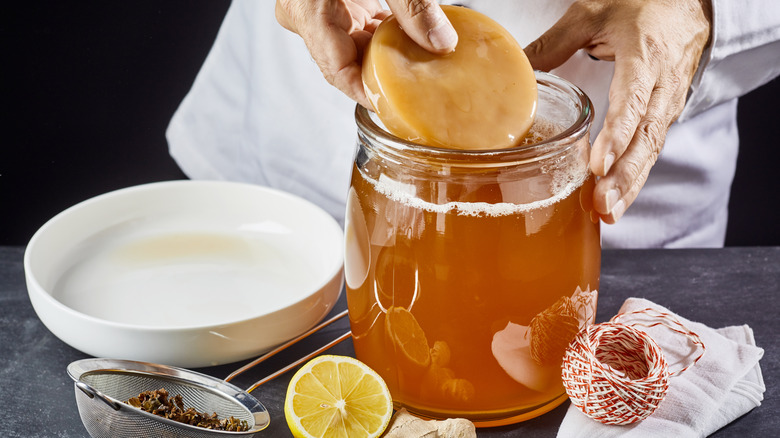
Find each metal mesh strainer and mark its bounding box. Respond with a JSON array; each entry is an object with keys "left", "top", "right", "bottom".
[
  {"left": 69, "top": 358, "right": 270, "bottom": 437},
  {"left": 67, "top": 310, "right": 350, "bottom": 437}
]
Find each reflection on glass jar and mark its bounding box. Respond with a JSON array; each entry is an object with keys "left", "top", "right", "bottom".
[{"left": 344, "top": 72, "right": 600, "bottom": 426}]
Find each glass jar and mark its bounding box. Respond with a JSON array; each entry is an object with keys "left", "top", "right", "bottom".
[{"left": 344, "top": 72, "right": 600, "bottom": 426}]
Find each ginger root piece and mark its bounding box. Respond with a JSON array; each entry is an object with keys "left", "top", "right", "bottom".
[
  {"left": 363, "top": 5, "right": 537, "bottom": 150},
  {"left": 382, "top": 408, "right": 476, "bottom": 438}
]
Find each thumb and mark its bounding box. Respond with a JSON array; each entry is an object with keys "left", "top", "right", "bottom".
[
  {"left": 387, "top": 0, "right": 458, "bottom": 53},
  {"left": 524, "top": 5, "right": 595, "bottom": 71}
]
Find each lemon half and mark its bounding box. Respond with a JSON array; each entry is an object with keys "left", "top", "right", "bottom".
[{"left": 284, "top": 355, "right": 394, "bottom": 438}]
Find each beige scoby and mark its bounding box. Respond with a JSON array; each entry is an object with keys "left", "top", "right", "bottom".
[{"left": 362, "top": 5, "right": 537, "bottom": 150}]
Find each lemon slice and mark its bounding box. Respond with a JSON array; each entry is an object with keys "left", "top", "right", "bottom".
[
  {"left": 285, "top": 355, "right": 394, "bottom": 438},
  {"left": 385, "top": 306, "right": 431, "bottom": 370},
  {"left": 362, "top": 5, "right": 537, "bottom": 150}
]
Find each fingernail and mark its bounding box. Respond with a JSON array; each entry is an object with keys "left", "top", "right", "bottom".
[
  {"left": 428, "top": 22, "right": 458, "bottom": 52},
  {"left": 603, "top": 153, "right": 615, "bottom": 174},
  {"left": 605, "top": 189, "right": 620, "bottom": 212},
  {"left": 611, "top": 199, "right": 626, "bottom": 221}
]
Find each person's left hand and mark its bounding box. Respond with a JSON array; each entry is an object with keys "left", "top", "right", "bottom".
[{"left": 524, "top": 0, "right": 712, "bottom": 224}]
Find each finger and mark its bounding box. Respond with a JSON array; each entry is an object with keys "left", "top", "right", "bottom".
[
  {"left": 312, "top": 27, "right": 371, "bottom": 107},
  {"left": 275, "top": 0, "right": 302, "bottom": 32},
  {"left": 524, "top": 2, "right": 599, "bottom": 71},
  {"left": 593, "top": 80, "right": 676, "bottom": 223},
  {"left": 276, "top": 0, "right": 372, "bottom": 107},
  {"left": 590, "top": 56, "right": 656, "bottom": 177},
  {"left": 346, "top": 0, "right": 390, "bottom": 32},
  {"left": 386, "top": 0, "right": 457, "bottom": 53}
]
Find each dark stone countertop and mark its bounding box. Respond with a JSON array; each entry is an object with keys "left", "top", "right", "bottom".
[{"left": 1, "top": 246, "right": 778, "bottom": 437}]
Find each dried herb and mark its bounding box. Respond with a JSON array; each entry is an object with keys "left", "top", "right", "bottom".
[{"left": 127, "top": 388, "right": 249, "bottom": 431}]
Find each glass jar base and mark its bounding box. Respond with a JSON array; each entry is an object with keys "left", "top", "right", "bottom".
[{"left": 393, "top": 392, "right": 570, "bottom": 427}]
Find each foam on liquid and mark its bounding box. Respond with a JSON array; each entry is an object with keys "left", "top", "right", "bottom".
[{"left": 367, "top": 119, "right": 588, "bottom": 217}]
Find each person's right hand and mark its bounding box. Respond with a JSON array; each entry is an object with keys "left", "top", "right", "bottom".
[{"left": 275, "top": 0, "right": 458, "bottom": 108}]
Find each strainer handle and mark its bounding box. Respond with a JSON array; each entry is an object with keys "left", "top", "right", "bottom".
[
  {"left": 246, "top": 330, "right": 352, "bottom": 393},
  {"left": 225, "top": 309, "right": 349, "bottom": 382},
  {"left": 76, "top": 381, "right": 121, "bottom": 411}
]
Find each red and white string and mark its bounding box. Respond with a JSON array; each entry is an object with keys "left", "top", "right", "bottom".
[{"left": 561, "top": 308, "right": 705, "bottom": 425}]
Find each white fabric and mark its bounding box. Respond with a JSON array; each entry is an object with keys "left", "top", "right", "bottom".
[
  {"left": 166, "top": 0, "right": 780, "bottom": 248},
  {"left": 681, "top": 0, "right": 780, "bottom": 121},
  {"left": 166, "top": 0, "right": 357, "bottom": 222},
  {"left": 557, "top": 298, "right": 765, "bottom": 438}
]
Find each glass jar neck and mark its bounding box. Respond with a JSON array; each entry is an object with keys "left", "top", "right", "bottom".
[{"left": 355, "top": 71, "right": 593, "bottom": 170}]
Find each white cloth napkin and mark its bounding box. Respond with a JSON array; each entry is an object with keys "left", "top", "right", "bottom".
[{"left": 557, "top": 298, "right": 765, "bottom": 438}]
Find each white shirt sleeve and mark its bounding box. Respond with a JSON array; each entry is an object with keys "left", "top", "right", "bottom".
[{"left": 679, "top": 0, "right": 780, "bottom": 121}]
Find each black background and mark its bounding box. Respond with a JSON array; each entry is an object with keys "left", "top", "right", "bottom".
[{"left": 3, "top": 1, "right": 779, "bottom": 246}]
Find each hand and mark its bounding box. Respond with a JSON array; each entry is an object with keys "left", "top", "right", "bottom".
[
  {"left": 524, "top": 0, "right": 712, "bottom": 224},
  {"left": 275, "top": 0, "right": 458, "bottom": 108}
]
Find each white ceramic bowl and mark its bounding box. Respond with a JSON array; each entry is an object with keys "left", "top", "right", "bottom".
[{"left": 25, "top": 181, "right": 344, "bottom": 368}]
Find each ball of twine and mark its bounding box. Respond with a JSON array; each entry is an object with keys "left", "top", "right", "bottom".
[
  {"left": 529, "top": 296, "right": 580, "bottom": 365},
  {"left": 561, "top": 308, "right": 705, "bottom": 425}
]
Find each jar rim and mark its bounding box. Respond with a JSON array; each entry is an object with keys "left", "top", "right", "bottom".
[{"left": 355, "top": 71, "right": 594, "bottom": 165}]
